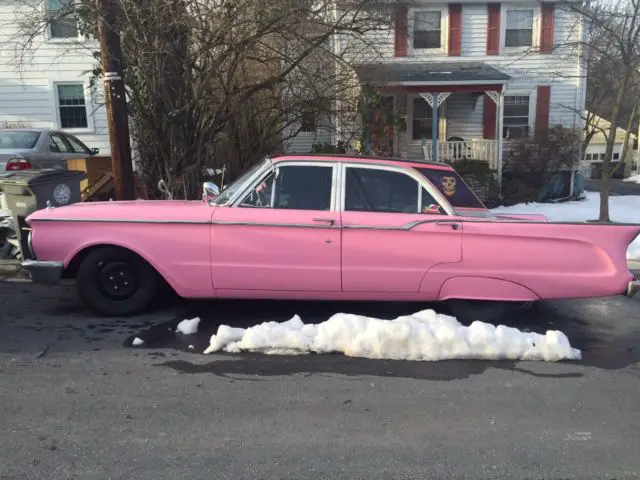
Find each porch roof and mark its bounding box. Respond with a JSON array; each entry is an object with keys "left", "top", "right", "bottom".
[{"left": 354, "top": 61, "right": 511, "bottom": 86}]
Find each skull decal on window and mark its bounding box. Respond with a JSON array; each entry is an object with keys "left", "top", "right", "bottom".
[{"left": 441, "top": 176, "right": 456, "bottom": 197}]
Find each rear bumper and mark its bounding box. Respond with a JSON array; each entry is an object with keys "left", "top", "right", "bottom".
[
  {"left": 21, "top": 259, "right": 63, "bottom": 285},
  {"left": 626, "top": 280, "right": 640, "bottom": 297}
]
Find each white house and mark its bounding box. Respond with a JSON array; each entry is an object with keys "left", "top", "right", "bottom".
[
  {"left": 0, "top": 0, "right": 110, "bottom": 154},
  {"left": 581, "top": 112, "right": 638, "bottom": 179},
  {"left": 288, "top": 0, "right": 588, "bottom": 175}
]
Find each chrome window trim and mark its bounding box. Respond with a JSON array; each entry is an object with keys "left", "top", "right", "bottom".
[
  {"left": 337, "top": 162, "right": 455, "bottom": 216},
  {"left": 229, "top": 160, "right": 340, "bottom": 212},
  {"left": 213, "top": 158, "right": 273, "bottom": 207}
]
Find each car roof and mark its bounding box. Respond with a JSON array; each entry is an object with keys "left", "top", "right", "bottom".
[{"left": 270, "top": 154, "right": 455, "bottom": 171}]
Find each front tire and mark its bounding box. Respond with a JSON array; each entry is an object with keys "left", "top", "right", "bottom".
[{"left": 76, "top": 247, "right": 159, "bottom": 316}]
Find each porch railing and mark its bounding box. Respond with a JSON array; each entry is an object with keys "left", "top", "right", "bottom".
[{"left": 422, "top": 140, "right": 498, "bottom": 170}]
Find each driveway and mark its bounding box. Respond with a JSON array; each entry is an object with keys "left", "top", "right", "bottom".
[
  {"left": 585, "top": 178, "right": 640, "bottom": 196},
  {"left": 1, "top": 280, "right": 640, "bottom": 479}
]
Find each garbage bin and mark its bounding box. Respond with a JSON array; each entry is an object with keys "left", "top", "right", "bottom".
[{"left": 0, "top": 169, "right": 86, "bottom": 258}]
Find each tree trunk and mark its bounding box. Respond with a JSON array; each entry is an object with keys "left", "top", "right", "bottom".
[
  {"left": 612, "top": 102, "right": 637, "bottom": 178},
  {"left": 599, "top": 70, "right": 631, "bottom": 222}
]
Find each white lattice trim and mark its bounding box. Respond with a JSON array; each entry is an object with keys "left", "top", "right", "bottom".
[
  {"left": 485, "top": 90, "right": 501, "bottom": 105},
  {"left": 418, "top": 92, "right": 451, "bottom": 108}
]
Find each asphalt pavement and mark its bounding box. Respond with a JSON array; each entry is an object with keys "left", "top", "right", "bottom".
[
  {"left": 1, "top": 279, "right": 640, "bottom": 479},
  {"left": 584, "top": 178, "right": 640, "bottom": 196}
]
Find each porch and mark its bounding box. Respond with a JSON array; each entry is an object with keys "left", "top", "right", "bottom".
[{"left": 354, "top": 62, "right": 512, "bottom": 173}]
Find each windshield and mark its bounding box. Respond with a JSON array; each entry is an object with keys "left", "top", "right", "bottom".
[
  {"left": 413, "top": 167, "right": 486, "bottom": 210},
  {"left": 212, "top": 160, "right": 267, "bottom": 205},
  {"left": 0, "top": 131, "right": 40, "bottom": 150}
]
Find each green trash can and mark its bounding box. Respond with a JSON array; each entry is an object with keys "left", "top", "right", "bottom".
[{"left": 0, "top": 169, "right": 86, "bottom": 258}]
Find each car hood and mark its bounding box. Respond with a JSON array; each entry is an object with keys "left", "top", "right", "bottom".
[{"left": 26, "top": 199, "right": 215, "bottom": 225}]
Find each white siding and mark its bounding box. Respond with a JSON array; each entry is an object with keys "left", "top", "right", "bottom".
[
  {"left": 445, "top": 93, "right": 484, "bottom": 139},
  {"left": 283, "top": 114, "right": 333, "bottom": 153},
  {"left": 0, "top": 2, "right": 110, "bottom": 154}
]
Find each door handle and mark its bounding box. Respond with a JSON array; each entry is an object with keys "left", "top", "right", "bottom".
[
  {"left": 436, "top": 221, "right": 459, "bottom": 230},
  {"left": 312, "top": 218, "right": 335, "bottom": 225}
]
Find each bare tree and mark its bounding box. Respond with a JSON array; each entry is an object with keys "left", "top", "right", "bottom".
[
  {"left": 5, "top": 0, "right": 389, "bottom": 198},
  {"left": 560, "top": 0, "right": 640, "bottom": 221}
]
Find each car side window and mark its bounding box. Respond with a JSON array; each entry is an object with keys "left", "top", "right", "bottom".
[
  {"left": 63, "top": 134, "right": 90, "bottom": 154},
  {"left": 49, "top": 134, "right": 72, "bottom": 153},
  {"left": 345, "top": 167, "right": 444, "bottom": 214},
  {"left": 239, "top": 165, "right": 333, "bottom": 211}
]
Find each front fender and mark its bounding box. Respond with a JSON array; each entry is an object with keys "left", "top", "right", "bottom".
[{"left": 437, "top": 276, "right": 540, "bottom": 302}]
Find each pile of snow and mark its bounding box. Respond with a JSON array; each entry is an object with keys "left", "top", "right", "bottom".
[
  {"left": 623, "top": 175, "right": 640, "bottom": 184},
  {"left": 176, "top": 317, "right": 200, "bottom": 335},
  {"left": 203, "top": 309, "right": 581, "bottom": 362},
  {"left": 491, "top": 192, "right": 640, "bottom": 260}
]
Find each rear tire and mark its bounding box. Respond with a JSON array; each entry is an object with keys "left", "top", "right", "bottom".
[
  {"left": 76, "top": 246, "right": 159, "bottom": 317},
  {"left": 447, "top": 300, "right": 531, "bottom": 324}
]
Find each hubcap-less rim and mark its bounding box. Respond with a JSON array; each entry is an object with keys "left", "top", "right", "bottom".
[{"left": 97, "top": 260, "right": 138, "bottom": 299}]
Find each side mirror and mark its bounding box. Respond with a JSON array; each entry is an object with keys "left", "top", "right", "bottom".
[
  {"left": 90, "top": 147, "right": 99, "bottom": 155},
  {"left": 203, "top": 181, "right": 220, "bottom": 204}
]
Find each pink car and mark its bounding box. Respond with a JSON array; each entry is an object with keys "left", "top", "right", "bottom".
[{"left": 21, "top": 155, "right": 640, "bottom": 318}]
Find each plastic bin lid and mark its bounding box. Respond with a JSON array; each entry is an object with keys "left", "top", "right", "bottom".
[{"left": 0, "top": 169, "right": 86, "bottom": 186}]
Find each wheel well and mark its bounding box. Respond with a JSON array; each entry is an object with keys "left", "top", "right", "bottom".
[{"left": 62, "top": 245, "right": 173, "bottom": 294}]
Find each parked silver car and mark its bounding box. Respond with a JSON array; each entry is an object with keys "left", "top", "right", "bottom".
[{"left": 0, "top": 128, "right": 99, "bottom": 173}]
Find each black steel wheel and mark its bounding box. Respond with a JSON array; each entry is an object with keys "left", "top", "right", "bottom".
[{"left": 76, "top": 246, "right": 159, "bottom": 316}]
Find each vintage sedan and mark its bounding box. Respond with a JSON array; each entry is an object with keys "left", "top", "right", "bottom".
[{"left": 21, "top": 154, "right": 640, "bottom": 318}]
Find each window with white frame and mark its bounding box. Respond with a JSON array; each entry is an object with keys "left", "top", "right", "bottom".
[
  {"left": 505, "top": 9, "right": 534, "bottom": 47},
  {"left": 412, "top": 97, "right": 437, "bottom": 140},
  {"left": 301, "top": 111, "right": 316, "bottom": 133},
  {"left": 503, "top": 95, "right": 530, "bottom": 139},
  {"left": 47, "top": 0, "right": 79, "bottom": 39},
  {"left": 413, "top": 10, "right": 442, "bottom": 49},
  {"left": 56, "top": 84, "right": 88, "bottom": 129}
]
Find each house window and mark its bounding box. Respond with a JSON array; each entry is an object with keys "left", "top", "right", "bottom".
[
  {"left": 505, "top": 9, "right": 534, "bottom": 47},
  {"left": 301, "top": 111, "right": 316, "bottom": 133},
  {"left": 413, "top": 10, "right": 442, "bottom": 49},
  {"left": 56, "top": 84, "right": 88, "bottom": 129},
  {"left": 47, "top": 0, "right": 79, "bottom": 39},
  {"left": 613, "top": 152, "right": 620, "bottom": 160},
  {"left": 585, "top": 153, "right": 593, "bottom": 161},
  {"left": 502, "top": 95, "right": 530, "bottom": 139},
  {"left": 412, "top": 97, "right": 437, "bottom": 140}
]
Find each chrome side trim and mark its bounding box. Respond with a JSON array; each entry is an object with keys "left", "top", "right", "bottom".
[
  {"left": 342, "top": 219, "right": 460, "bottom": 231},
  {"left": 28, "top": 218, "right": 210, "bottom": 225},
  {"left": 211, "top": 220, "right": 340, "bottom": 229}
]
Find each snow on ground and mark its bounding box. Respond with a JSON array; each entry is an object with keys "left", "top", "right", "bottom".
[
  {"left": 623, "top": 174, "right": 640, "bottom": 184},
  {"left": 203, "top": 309, "right": 581, "bottom": 362},
  {"left": 176, "top": 317, "right": 200, "bottom": 335},
  {"left": 491, "top": 192, "right": 640, "bottom": 260}
]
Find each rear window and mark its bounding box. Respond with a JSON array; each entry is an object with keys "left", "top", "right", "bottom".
[
  {"left": 414, "top": 167, "right": 485, "bottom": 209},
  {"left": 0, "top": 131, "right": 40, "bottom": 149}
]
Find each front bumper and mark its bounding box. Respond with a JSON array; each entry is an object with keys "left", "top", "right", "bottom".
[
  {"left": 626, "top": 280, "right": 640, "bottom": 297},
  {"left": 21, "top": 259, "right": 63, "bottom": 285}
]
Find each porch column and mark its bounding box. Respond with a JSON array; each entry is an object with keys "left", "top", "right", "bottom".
[
  {"left": 485, "top": 89, "right": 502, "bottom": 178},
  {"left": 419, "top": 92, "right": 451, "bottom": 162}
]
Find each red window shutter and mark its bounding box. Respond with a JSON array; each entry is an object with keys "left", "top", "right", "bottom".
[
  {"left": 448, "top": 4, "right": 462, "bottom": 56},
  {"left": 536, "top": 86, "right": 551, "bottom": 134},
  {"left": 394, "top": 5, "right": 408, "bottom": 57},
  {"left": 540, "top": 3, "right": 554, "bottom": 53},
  {"left": 486, "top": 3, "right": 500, "bottom": 55},
  {"left": 483, "top": 94, "right": 497, "bottom": 139}
]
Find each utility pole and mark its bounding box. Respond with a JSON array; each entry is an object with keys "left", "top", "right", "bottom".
[{"left": 96, "top": 0, "right": 136, "bottom": 200}]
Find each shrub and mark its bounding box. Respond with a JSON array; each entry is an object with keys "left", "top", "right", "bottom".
[{"left": 501, "top": 125, "right": 581, "bottom": 205}]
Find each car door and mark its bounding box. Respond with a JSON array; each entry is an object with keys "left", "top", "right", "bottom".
[
  {"left": 340, "top": 163, "right": 462, "bottom": 294},
  {"left": 210, "top": 161, "right": 342, "bottom": 293}
]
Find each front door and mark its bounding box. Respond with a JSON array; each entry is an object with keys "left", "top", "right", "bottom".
[
  {"left": 210, "top": 162, "right": 342, "bottom": 293},
  {"left": 340, "top": 164, "right": 462, "bottom": 293}
]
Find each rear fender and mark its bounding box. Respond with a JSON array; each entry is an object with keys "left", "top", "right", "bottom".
[{"left": 437, "top": 276, "right": 540, "bottom": 302}]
